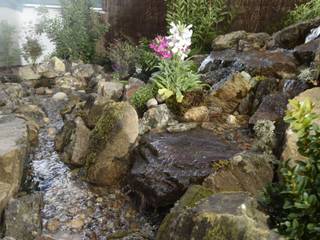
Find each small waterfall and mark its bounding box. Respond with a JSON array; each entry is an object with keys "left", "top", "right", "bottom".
[
  {"left": 198, "top": 54, "right": 214, "bottom": 72},
  {"left": 305, "top": 25, "right": 320, "bottom": 43}
]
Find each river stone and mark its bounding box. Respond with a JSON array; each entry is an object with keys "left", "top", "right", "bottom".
[
  {"left": 37, "top": 58, "right": 65, "bottom": 79},
  {"left": 0, "top": 115, "right": 28, "bottom": 214},
  {"left": 55, "top": 76, "right": 87, "bottom": 90},
  {"left": 139, "top": 104, "right": 174, "bottom": 135},
  {"left": 249, "top": 93, "right": 288, "bottom": 125},
  {"left": 156, "top": 190, "right": 281, "bottom": 240},
  {"left": 294, "top": 38, "right": 320, "bottom": 65},
  {"left": 272, "top": 17, "right": 320, "bottom": 49},
  {"left": 203, "top": 151, "right": 274, "bottom": 196},
  {"left": 282, "top": 87, "right": 320, "bottom": 166},
  {"left": 83, "top": 101, "right": 139, "bottom": 186},
  {"left": 14, "top": 104, "right": 47, "bottom": 127},
  {"left": 4, "top": 193, "right": 43, "bottom": 240},
  {"left": 52, "top": 92, "right": 68, "bottom": 102},
  {"left": 97, "top": 81, "right": 124, "bottom": 100},
  {"left": 55, "top": 116, "right": 91, "bottom": 167},
  {"left": 18, "top": 65, "right": 41, "bottom": 80},
  {"left": 205, "top": 71, "right": 252, "bottom": 114},
  {"left": 183, "top": 106, "right": 209, "bottom": 122},
  {"left": 212, "top": 31, "right": 271, "bottom": 51},
  {"left": 71, "top": 64, "right": 95, "bottom": 79},
  {"left": 129, "top": 129, "right": 240, "bottom": 208}
]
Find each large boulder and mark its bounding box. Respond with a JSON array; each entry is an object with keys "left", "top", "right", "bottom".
[
  {"left": 55, "top": 117, "right": 91, "bottom": 167},
  {"left": 129, "top": 129, "right": 240, "bottom": 208},
  {"left": 212, "top": 31, "right": 271, "bottom": 51},
  {"left": 37, "top": 57, "right": 66, "bottom": 79},
  {"left": 282, "top": 87, "right": 320, "bottom": 165},
  {"left": 203, "top": 151, "right": 274, "bottom": 196},
  {"left": 83, "top": 101, "right": 139, "bottom": 186},
  {"left": 4, "top": 193, "right": 43, "bottom": 240},
  {"left": 0, "top": 115, "right": 28, "bottom": 214},
  {"left": 156, "top": 189, "right": 281, "bottom": 240},
  {"left": 97, "top": 81, "right": 124, "bottom": 100},
  {"left": 272, "top": 17, "right": 320, "bottom": 49},
  {"left": 55, "top": 75, "right": 87, "bottom": 90},
  {"left": 205, "top": 72, "right": 252, "bottom": 114},
  {"left": 203, "top": 49, "right": 297, "bottom": 78}
]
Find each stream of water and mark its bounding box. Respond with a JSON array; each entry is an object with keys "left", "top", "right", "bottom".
[{"left": 25, "top": 96, "right": 155, "bottom": 240}]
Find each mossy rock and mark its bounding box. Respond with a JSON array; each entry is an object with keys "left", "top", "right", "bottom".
[
  {"left": 82, "top": 101, "right": 139, "bottom": 186},
  {"left": 156, "top": 191, "right": 282, "bottom": 240}
]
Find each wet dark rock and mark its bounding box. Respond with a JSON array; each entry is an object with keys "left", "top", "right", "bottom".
[
  {"left": 249, "top": 93, "right": 288, "bottom": 124},
  {"left": 282, "top": 79, "right": 311, "bottom": 99},
  {"left": 129, "top": 129, "right": 240, "bottom": 208},
  {"left": 294, "top": 38, "right": 320, "bottom": 65},
  {"left": 239, "top": 77, "right": 280, "bottom": 115},
  {"left": 272, "top": 17, "right": 320, "bottom": 49},
  {"left": 4, "top": 193, "right": 43, "bottom": 240},
  {"left": 205, "top": 49, "right": 297, "bottom": 78},
  {"left": 156, "top": 190, "right": 281, "bottom": 240}
]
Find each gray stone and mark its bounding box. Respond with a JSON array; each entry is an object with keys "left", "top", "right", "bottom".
[
  {"left": 4, "top": 193, "right": 43, "bottom": 240},
  {"left": 0, "top": 115, "right": 28, "bottom": 214},
  {"left": 52, "top": 92, "right": 68, "bottom": 102},
  {"left": 97, "top": 81, "right": 124, "bottom": 100},
  {"left": 18, "top": 65, "right": 41, "bottom": 81}
]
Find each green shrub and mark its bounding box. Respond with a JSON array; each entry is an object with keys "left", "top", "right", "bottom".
[
  {"left": 0, "top": 21, "right": 20, "bottom": 67},
  {"left": 36, "top": 0, "right": 107, "bottom": 63},
  {"left": 165, "top": 0, "right": 231, "bottom": 53},
  {"left": 261, "top": 99, "right": 320, "bottom": 239},
  {"left": 152, "top": 58, "right": 204, "bottom": 103},
  {"left": 136, "top": 39, "right": 159, "bottom": 73},
  {"left": 130, "top": 84, "right": 157, "bottom": 113},
  {"left": 107, "top": 40, "right": 139, "bottom": 79},
  {"left": 286, "top": 0, "right": 320, "bottom": 25},
  {"left": 22, "top": 36, "right": 43, "bottom": 65}
]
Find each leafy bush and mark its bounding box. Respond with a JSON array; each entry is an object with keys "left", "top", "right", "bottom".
[
  {"left": 165, "top": 0, "right": 230, "bottom": 53},
  {"left": 0, "top": 21, "right": 20, "bottom": 67},
  {"left": 22, "top": 37, "right": 43, "bottom": 65},
  {"left": 286, "top": 0, "right": 320, "bottom": 25},
  {"left": 130, "top": 84, "right": 157, "bottom": 113},
  {"left": 136, "top": 39, "right": 160, "bottom": 72},
  {"left": 107, "top": 40, "right": 139, "bottom": 79},
  {"left": 261, "top": 99, "right": 320, "bottom": 239},
  {"left": 152, "top": 58, "right": 204, "bottom": 103},
  {"left": 36, "top": 0, "right": 107, "bottom": 63}
]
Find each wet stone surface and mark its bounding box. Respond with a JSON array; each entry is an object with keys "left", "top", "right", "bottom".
[{"left": 24, "top": 97, "right": 156, "bottom": 240}]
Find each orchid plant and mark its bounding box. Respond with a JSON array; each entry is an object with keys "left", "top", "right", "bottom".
[{"left": 149, "top": 22, "right": 203, "bottom": 103}]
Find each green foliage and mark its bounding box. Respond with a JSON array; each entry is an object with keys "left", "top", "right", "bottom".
[
  {"left": 261, "top": 99, "right": 320, "bottom": 239},
  {"left": 152, "top": 58, "right": 204, "bottom": 103},
  {"left": 136, "top": 39, "right": 160, "bottom": 73},
  {"left": 130, "top": 84, "right": 157, "bottom": 113},
  {"left": 36, "top": 0, "right": 107, "bottom": 63},
  {"left": 0, "top": 21, "right": 20, "bottom": 67},
  {"left": 165, "top": 0, "right": 231, "bottom": 53},
  {"left": 22, "top": 36, "right": 43, "bottom": 65},
  {"left": 107, "top": 40, "right": 139, "bottom": 79},
  {"left": 286, "top": 0, "right": 320, "bottom": 25}
]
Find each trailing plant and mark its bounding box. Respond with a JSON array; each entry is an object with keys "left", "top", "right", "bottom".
[
  {"left": 36, "top": 0, "right": 107, "bottom": 63},
  {"left": 107, "top": 40, "right": 139, "bottom": 79},
  {"left": 22, "top": 36, "right": 43, "bottom": 65},
  {"left": 0, "top": 21, "right": 21, "bottom": 67},
  {"left": 130, "top": 84, "right": 157, "bottom": 113},
  {"left": 286, "top": 0, "right": 320, "bottom": 25},
  {"left": 261, "top": 99, "right": 320, "bottom": 239},
  {"left": 151, "top": 58, "right": 203, "bottom": 103},
  {"left": 165, "top": 0, "right": 231, "bottom": 53}
]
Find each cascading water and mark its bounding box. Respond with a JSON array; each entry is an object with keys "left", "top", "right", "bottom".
[
  {"left": 24, "top": 96, "right": 156, "bottom": 240},
  {"left": 305, "top": 25, "right": 320, "bottom": 43}
]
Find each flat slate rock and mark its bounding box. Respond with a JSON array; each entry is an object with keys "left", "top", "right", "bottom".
[{"left": 129, "top": 129, "right": 240, "bottom": 208}]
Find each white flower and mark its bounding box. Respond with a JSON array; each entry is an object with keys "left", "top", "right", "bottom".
[{"left": 167, "top": 22, "right": 193, "bottom": 60}]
